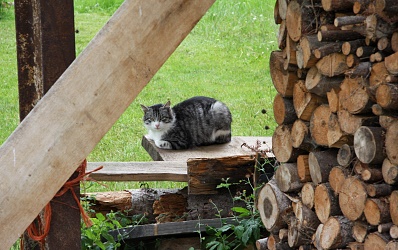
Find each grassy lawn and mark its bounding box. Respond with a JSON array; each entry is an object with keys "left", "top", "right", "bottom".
[{"left": 0, "top": 0, "right": 278, "bottom": 193}]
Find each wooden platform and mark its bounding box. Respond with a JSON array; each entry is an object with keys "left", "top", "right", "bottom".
[{"left": 142, "top": 135, "right": 273, "bottom": 161}]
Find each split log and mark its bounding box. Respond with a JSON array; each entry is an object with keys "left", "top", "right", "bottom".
[
  {"left": 382, "top": 157, "right": 398, "bottom": 185},
  {"left": 288, "top": 217, "right": 311, "bottom": 247},
  {"left": 390, "top": 224, "right": 398, "bottom": 238},
  {"left": 308, "top": 149, "right": 339, "bottom": 185},
  {"left": 313, "top": 224, "right": 324, "bottom": 250},
  {"left": 339, "top": 176, "right": 368, "bottom": 221},
  {"left": 365, "top": 14, "right": 397, "bottom": 41},
  {"left": 289, "top": 201, "right": 320, "bottom": 247},
  {"left": 328, "top": 111, "right": 354, "bottom": 148},
  {"left": 291, "top": 120, "right": 319, "bottom": 151},
  {"left": 348, "top": 242, "right": 365, "bottom": 250},
  {"left": 354, "top": 126, "right": 386, "bottom": 164},
  {"left": 297, "top": 35, "right": 322, "bottom": 69},
  {"left": 316, "top": 53, "right": 349, "bottom": 77},
  {"left": 329, "top": 166, "right": 349, "bottom": 194},
  {"left": 257, "top": 181, "right": 292, "bottom": 233},
  {"left": 273, "top": 93, "right": 297, "bottom": 125},
  {"left": 310, "top": 104, "right": 332, "bottom": 146},
  {"left": 256, "top": 238, "right": 268, "bottom": 250},
  {"left": 390, "top": 190, "right": 398, "bottom": 225},
  {"left": 345, "top": 61, "right": 372, "bottom": 78},
  {"left": 273, "top": 124, "right": 305, "bottom": 163},
  {"left": 327, "top": 87, "right": 342, "bottom": 113},
  {"left": 367, "top": 183, "right": 393, "bottom": 197},
  {"left": 286, "top": 0, "right": 317, "bottom": 42},
  {"left": 297, "top": 154, "right": 312, "bottom": 183},
  {"left": 278, "top": 20, "right": 287, "bottom": 49},
  {"left": 342, "top": 39, "right": 367, "bottom": 55},
  {"left": 305, "top": 66, "right": 343, "bottom": 97},
  {"left": 385, "top": 121, "right": 398, "bottom": 165},
  {"left": 270, "top": 50, "right": 298, "bottom": 97},
  {"left": 364, "top": 232, "right": 390, "bottom": 250},
  {"left": 380, "top": 115, "right": 398, "bottom": 129},
  {"left": 372, "top": 104, "right": 398, "bottom": 117},
  {"left": 322, "top": 0, "right": 354, "bottom": 11},
  {"left": 370, "top": 62, "right": 389, "bottom": 88},
  {"left": 301, "top": 182, "right": 316, "bottom": 209},
  {"left": 353, "top": 221, "right": 375, "bottom": 243},
  {"left": 314, "top": 183, "right": 342, "bottom": 223},
  {"left": 275, "top": 163, "right": 303, "bottom": 192},
  {"left": 320, "top": 216, "right": 354, "bottom": 249},
  {"left": 284, "top": 36, "right": 298, "bottom": 69},
  {"left": 376, "top": 83, "right": 398, "bottom": 110},
  {"left": 279, "top": 228, "right": 288, "bottom": 241},
  {"left": 385, "top": 52, "right": 398, "bottom": 78},
  {"left": 346, "top": 53, "right": 361, "bottom": 68},
  {"left": 339, "top": 77, "right": 374, "bottom": 114},
  {"left": 364, "top": 198, "right": 392, "bottom": 225},
  {"left": 293, "top": 80, "right": 326, "bottom": 121},
  {"left": 337, "top": 144, "right": 355, "bottom": 167},
  {"left": 386, "top": 241, "right": 398, "bottom": 250}
]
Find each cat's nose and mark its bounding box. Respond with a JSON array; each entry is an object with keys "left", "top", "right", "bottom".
[{"left": 155, "top": 123, "right": 160, "bottom": 129}]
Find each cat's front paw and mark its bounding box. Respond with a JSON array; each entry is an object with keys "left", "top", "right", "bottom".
[{"left": 155, "top": 140, "right": 172, "bottom": 149}]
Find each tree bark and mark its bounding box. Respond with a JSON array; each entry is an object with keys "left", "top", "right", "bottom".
[
  {"left": 366, "top": 183, "right": 394, "bottom": 197},
  {"left": 316, "top": 52, "right": 348, "bottom": 77},
  {"left": 339, "top": 176, "right": 368, "bottom": 221},
  {"left": 270, "top": 50, "right": 298, "bottom": 97},
  {"left": 318, "top": 30, "right": 364, "bottom": 42},
  {"left": 390, "top": 190, "right": 398, "bottom": 226}
]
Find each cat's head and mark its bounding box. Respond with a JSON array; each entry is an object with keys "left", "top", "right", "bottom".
[{"left": 140, "top": 101, "right": 175, "bottom": 132}]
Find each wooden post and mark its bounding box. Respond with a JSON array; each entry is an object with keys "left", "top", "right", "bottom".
[
  {"left": 0, "top": 0, "right": 215, "bottom": 248},
  {"left": 14, "top": 0, "right": 79, "bottom": 248}
]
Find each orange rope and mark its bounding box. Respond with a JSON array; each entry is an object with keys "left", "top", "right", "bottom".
[{"left": 25, "top": 159, "right": 103, "bottom": 246}]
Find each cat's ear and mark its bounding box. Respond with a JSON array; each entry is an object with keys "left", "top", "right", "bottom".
[
  {"left": 140, "top": 104, "right": 149, "bottom": 112},
  {"left": 164, "top": 100, "right": 171, "bottom": 108}
]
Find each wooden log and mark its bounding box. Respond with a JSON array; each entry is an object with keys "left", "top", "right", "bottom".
[
  {"left": 346, "top": 53, "right": 361, "bottom": 68},
  {"left": 390, "top": 224, "right": 398, "bottom": 238},
  {"left": 291, "top": 120, "right": 319, "bottom": 151},
  {"left": 385, "top": 121, "right": 398, "bottom": 165},
  {"left": 0, "top": 0, "right": 215, "bottom": 246},
  {"left": 348, "top": 241, "right": 365, "bottom": 250},
  {"left": 305, "top": 66, "right": 343, "bottom": 97},
  {"left": 279, "top": 228, "right": 288, "bottom": 241},
  {"left": 273, "top": 124, "right": 306, "bottom": 163},
  {"left": 328, "top": 112, "right": 354, "bottom": 148},
  {"left": 385, "top": 52, "right": 398, "bottom": 75},
  {"left": 320, "top": 216, "right": 354, "bottom": 249},
  {"left": 382, "top": 157, "right": 398, "bottom": 185},
  {"left": 353, "top": 0, "right": 371, "bottom": 14},
  {"left": 286, "top": 0, "right": 317, "bottom": 42},
  {"left": 308, "top": 149, "right": 339, "bottom": 185},
  {"left": 257, "top": 181, "right": 292, "bottom": 233},
  {"left": 313, "top": 42, "right": 344, "bottom": 59},
  {"left": 256, "top": 238, "right": 268, "bottom": 250},
  {"left": 365, "top": 14, "right": 397, "bottom": 41},
  {"left": 284, "top": 36, "right": 298, "bottom": 69},
  {"left": 337, "top": 144, "right": 355, "bottom": 167},
  {"left": 364, "top": 232, "right": 390, "bottom": 250},
  {"left": 386, "top": 74, "right": 398, "bottom": 83},
  {"left": 337, "top": 110, "right": 378, "bottom": 135},
  {"left": 275, "top": 163, "right": 303, "bottom": 192},
  {"left": 380, "top": 115, "right": 398, "bottom": 130},
  {"left": 391, "top": 191, "right": 398, "bottom": 226},
  {"left": 296, "top": 35, "right": 322, "bottom": 69},
  {"left": 392, "top": 32, "right": 398, "bottom": 52},
  {"left": 316, "top": 52, "right": 348, "bottom": 77},
  {"left": 293, "top": 80, "right": 326, "bottom": 121},
  {"left": 322, "top": 0, "right": 354, "bottom": 11},
  {"left": 377, "top": 36, "right": 393, "bottom": 52},
  {"left": 364, "top": 198, "right": 392, "bottom": 226},
  {"left": 327, "top": 87, "right": 342, "bottom": 113},
  {"left": 370, "top": 62, "right": 389, "bottom": 88},
  {"left": 342, "top": 39, "right": 367, "bottom": 55},
  {"left": 367, "top": 183, "right": 393, "bottom": 198},
  {"left": 356, "top": 46, "right": 377, "bottom": 58},
  {"left": 354, "top": 126, "right": 386, "bottom": 164},
  {"left": 353, "top": 221, "right": 375, "bottom": 243},
  {"left": 373, "top": 104, "right": 398, "bottom": 117},
  {"left": 290, "top": 201, "right": 320, "bottom": 247},
  {"left": 339, "top": 176, "right": 368, "bottom": 221},
  {"left": 339, "top": 77, "right": 373, "bottom": 114},
  {"left": 329, "top": 166, "right": 349, "bottom": 194},
  {"left": 313, "top": 224, "right": 324, "bottom": 250},
  {"left": 376, "top": 84, "right": 398, "bottom": 110},
  {"left": 361, "top": 166, "right": 383, "bottom": 182},
  {"left": 187, "top": 155, "right": 255, "bottom": 195},
  {"left": 288, "top": 217, "right": 310, "bottom": 247},
  {"left": 315, "top": 183, "right": 342, "bottom": 223},
  {"left": 318, "top": 30, "right": 364, "bottom": 42},
  {"left": 378, "top": 222, "right": 394, "bottom": 234},
  {"left": 386, "top": 241, "right": 398, "bottom": 250},
  {"left": 270, "top": 51, "right": 298, "bottom": 97},
  {"left": 278, "top": 0, "right": 288, "bottom": 20},
  {"left": 310, "top": 104, "right": 332, "bottom": 147},
  {"left": 297, "top": 155, "right": 312, "bottom": 183},
  {"left": 335, "top": 15, "right": 366, "bottom": 27},
  {"left": 345, "top": 61, "right": 372, "bottom": 78},
  {"left": 370, "top": 51, "right": 388, "bottom": 62},
  {"left": 374, "top": 0, "right": 398, "bottom": 13},
  {"left": 273, "top": 93, "right": 297, "bottom": 125},
  {"left": 278, "top": 20, "right": 287, "bottom": 49},
  {"left": 301, "top": 182, "right": 316, "bottom": 209}
]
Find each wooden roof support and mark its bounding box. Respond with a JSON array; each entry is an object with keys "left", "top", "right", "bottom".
[{"left": 0, "top": 0, "right": 215, "bottom": 247}]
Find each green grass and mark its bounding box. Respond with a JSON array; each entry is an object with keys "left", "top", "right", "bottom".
[{"left": 0, "top": 0, "right": 278, "bottom": 193}]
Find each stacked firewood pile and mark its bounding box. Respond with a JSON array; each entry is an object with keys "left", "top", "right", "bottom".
[{"left": 256, "top": 0, "right": 398, "bottom": 249}]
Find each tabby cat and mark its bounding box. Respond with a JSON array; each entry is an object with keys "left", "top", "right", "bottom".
[{"left": 141, "top": 96, "right": 232, "bottom": 149}]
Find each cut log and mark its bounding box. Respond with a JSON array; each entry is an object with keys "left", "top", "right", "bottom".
[
  {"left": 328, "top": 111, "right": 354, "bottom": 148},
  {"left": 256, "top": 238, "right": 268, "bottom": 250},
  {"left": 348, "top": 242, "right": 365, "bottom": 250},
  {"left": 305, "top": 66, "right": 343, "bottom": 97},
  {"left": 367, "top": 183, "right": 393, "bottom": 198},
  {"left": 310, "top": 104, "right": 332, "bottom": 146},
  {"left": 390, "top": 224, "right": 398, "bottom": 238},
  {"left": 313, "top": 42, "right": 344, "bottom": 59},
  {"left": 376, "top": 83, "right": 398, "bottom": 110},
  {"left": 291, "top": 120, "right": 319, "bottom": 151},
  {"left": 385, "top": 52, "right": 398, "bottom": 75},
  {"left": 270, "top": 51, "right": 299, "bottom": 97},
  {"left": 339, "top": 77, "right": 373, "bottom": 114},
  {"left": 337, "top": 110, "right": 379, "bottom": 135},
  {"left": 273, "top": 124, "right": 305, "bottom": 163},
  {"left": 279, "top": 228, "right": 288, "bottom": 241},
  {"left": 390, "top": 190, "right": 398, "bottom": 226},
  {"left": 273, "top": 93, "right": 297, "bottom": 125},
  {"left": 320, "top": 216, "right": 354, "bottom": 249},
  {"left": 345, "top": 61, "right": 372, "bottom": 78},
  {"left": 353, "top": 0, "right": 371, "bottom": 14},
  {"left": 286, "top": 0, "right": 317, "bottom": 42},
  {"left": 339, "top": 176, "right": 368, "bottom": 221},
  {"left": 289, "top": 201, "right": 320, "bottom": 247},
  {"left": 313, "top": 224, "right": 324, "bottom": 250},
  {"left": 353, "top": 221, "right": 375, "bottom": 243},
  {"left": 361, "top": 166, "right": 383, "bottom": 182},
  {"left": 316, "top": 52, "right": 348, "bottom": 77},
  {"left": 329, "top": 166, "right": 349, "bottom": 194},
  {"left": 373, "top": 104, "right": 398, "bottom": 117},
  {"left": 385, "top": 121, "right": 398, "bottom": 165},
  {"left": 365, "top": 14, "right": 397, "bottom": 41},
  {"left": 257, "top": 181, "right": 292, "bottom": 233},
  {"left": 297, "top": 35, "right": 322, "bottom": 69},
  {"left": 380, "top": 115, "right": 398, "bottom": 130},
  {"left": 378, "top": 222, "right": 394, "bottom": 234},
  {"left": 342, "top": 39, "right": 367, "bottom": 55},
  {"left": 297, "top": 155, "right": 312, "bottom": 183},
  {"left": 308, "top": 149, "right": 339, "bottom": 185},
  {"left": 275, "top": 163, "right": 303, "bottom": 192},
  {"left": 337, "top": 144, "right": 355, "bottom": 167},
  {"left": 374, "top": 0, "right": 398, "bottom": 13},
  {"left": 327, "top": 87, "right": 342, "bottom": 113},
  {"left": 334, "top": 15, "right": 366, "bottom": 27},
  {"left": 346, "top": 53, "right": 361, "bottom": 68},
  {"left": 278, "top": 0, "right": 288, "bottom": 20},
  {"left": 364, "top": 198, "right": 392, "bottom": 226},
  {"left": 354, "top": 126, "right": 386, "bottom": 164},
  {"left": 377, "top": 36, "right": 393, "bottom": 52},
  {"left": 301, "top": 182, "right": 316, "bottom": 209},
  {"left": 315, "top": 183, "right": 342, "bottom": 223},
  {"left": 364, "top": 232, "right": 390, "bottom": 250},
  {"left": 322, "top": 0, "right": 354, "bottom": 11},
  {"left": 293, "top": 80, "right": 326, "bottom": 121},
  {"left": 356, "top": 46, "right": 377, "bottom": 58},
  {"left": 278, "top": 19, "right": 287, "bottom": 49},
  {"left": 284, "top": 36, "right": 298, "bottom": 69},
  {"left": 392, "top": 32, "right": 398, "bottom": 52},
  {"left": 370, "top": 62, "right": 389, "bottom": 88},
  {"left": 386, "top": 241, "right": 398, "bottom": 250},
  {"left": 382, "top": 157, "right": 398, "bottom": 185},
  {"left": 318, "top": 30, "right": 364, "bottom": 42}
]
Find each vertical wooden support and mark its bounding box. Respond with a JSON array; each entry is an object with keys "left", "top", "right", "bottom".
[{"left": 14, "top": 0, "right": 78, "bottom": 248}]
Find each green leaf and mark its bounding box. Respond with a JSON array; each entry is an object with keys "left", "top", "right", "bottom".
[
  {"left": 231, "top": 207, "right": 251, "bottom": 217},
  {"left": 95, "top": 213, "right": 106, "bottom": 221}
]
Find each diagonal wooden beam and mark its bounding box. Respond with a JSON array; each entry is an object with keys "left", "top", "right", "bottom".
[{"left": 0, "top": 0, "right": 215, "bottom": 247}]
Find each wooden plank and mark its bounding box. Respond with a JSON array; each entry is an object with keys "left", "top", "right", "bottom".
[
  {"left": 142, "top": 135, "right": 273, "bottom": 161},
  {"left": 87, "top": 161, "right": 187, "bottom": 182},
  {"left": 108, "top": 218, "right": 237, "bottom": 240},
  {"left": 0, "top": 0, "right": 215, "bottom": 247}
]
